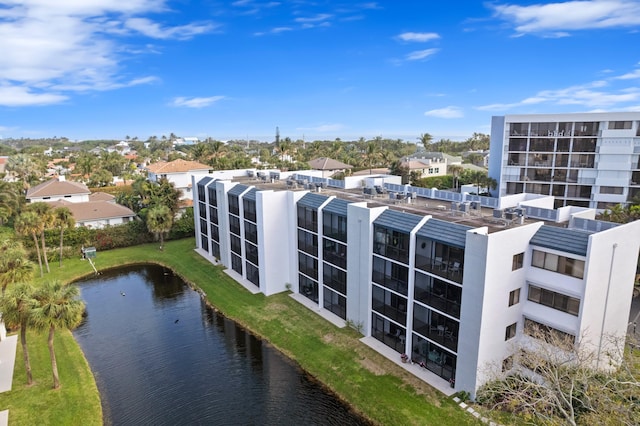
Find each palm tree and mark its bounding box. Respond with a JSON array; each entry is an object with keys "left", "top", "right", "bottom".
[
  {"left": 26, "top": 202, "right": 53, "bottom": 274},
  {"left": 0, "top": 181, "right": 21, "bottom": 225},
  {"left": 31, "top": 281, "right": 85, "bottom": 389},
  {"left": 14, "top": 211, "right": 44, "bottom": 277},
  {"left": 0, "top": 282, "right": 37, "bottom": 385},
  {"left": 364, "top": 141, "right": 380, "bottom": 174},
  {"left": 146, "top": 205, "right": 173, "bottom": 250},
  {"left": 53, "top": 207, "right": 75, "bottom": 267},
  {"left": 0, "top": 238, "right": 34, "bottom": 296},
  {"left": 448, "top": 164, "right": 465, "bottom": 191},
  {"left": 418, "top": 133, "right": 433, "bottom": 151}
]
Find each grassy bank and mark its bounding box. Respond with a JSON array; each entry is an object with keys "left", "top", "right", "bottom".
[
  {"left": 5, "top": 238, "right": 481, "bottom": 425},
  {"left": 0, "top": 329, "right": 102, "bottom": 426}
]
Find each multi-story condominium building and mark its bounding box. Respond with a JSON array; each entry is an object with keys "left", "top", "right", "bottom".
[
  {"left": 193, "top": 172, "right": 640, "bottom": 398},
  {"left": 489, "top": 112, "right": 640, "bottom": 210}
]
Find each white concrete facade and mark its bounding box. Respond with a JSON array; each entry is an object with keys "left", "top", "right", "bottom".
[
  {"left": 489, "top": 112, "right": 640, "bottom": 210},
  {"left": 193, "top": 173, "right": 640, "bottom": 399}
]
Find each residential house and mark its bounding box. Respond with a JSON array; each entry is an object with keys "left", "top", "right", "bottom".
[
  {"left": 307, "top": 157, "right": 353, "bottom": 178},
  {"left": 145, "top": 159, "right": 212, "bottom": 201}
]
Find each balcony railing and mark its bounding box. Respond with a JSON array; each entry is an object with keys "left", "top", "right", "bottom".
[
  {"left": 415, "top": 255, "right": 463, "bottom": 284},
  {"left": 413, "top": 320, "right": 458, "bottom": 352},
  {"left": 372, "top": 272, "right": 408, "bottom": 296},
  {"left": 323, "top": 250, "right": 346, "bottom": 269},
  {"left": 415, "top": 290, "right": 461, "bottom": 318}
]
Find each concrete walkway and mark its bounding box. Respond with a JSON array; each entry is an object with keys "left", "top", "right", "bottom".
[
  {"left": 360, "top": 336, "right": 456, "bottom": 396},
  {"left": 0, "top": 334, "right": 18, "bottom": 426}
]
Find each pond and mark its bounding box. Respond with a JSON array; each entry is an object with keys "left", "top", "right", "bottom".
[{"left": 73, "top": 264, "right": 370, "bottom": 426}]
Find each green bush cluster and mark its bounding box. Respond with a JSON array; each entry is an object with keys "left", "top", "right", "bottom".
[{"left": 24, "top": 211, "right": 195, "bottom": 257}]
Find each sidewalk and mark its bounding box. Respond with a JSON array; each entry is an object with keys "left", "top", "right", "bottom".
[{"left": 0, "top": 334, "right": 18, "bottom": 426}]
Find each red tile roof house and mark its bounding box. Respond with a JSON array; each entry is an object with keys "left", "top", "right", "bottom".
[
  {"left": 25, "top": 176, "right": 136, "bottom": 229},
  {"left": 145, "top": 159, "right": 212, "bottom": 201}
]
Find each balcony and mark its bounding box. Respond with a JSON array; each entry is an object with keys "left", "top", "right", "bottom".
[
  {"left": 415, "top": 255, "right": 463, "bottom": 284},
  {"left": 415, "top": 290, "right": 461, "bottom": 319}
]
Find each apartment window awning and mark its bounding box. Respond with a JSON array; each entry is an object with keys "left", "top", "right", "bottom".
[
  {"left": 416, "top": 219, "right": 473, "bottom": 248},
  {"left": 323, "top": 198, "right": 351, "bottom": 216},
  {"left": 373, "top": 209, "right": 424, "bottom": 234},
  {"left": 243, "top": 188, "right": 258, "bottom": 201},
  {"left": 197, "top": 176, "right": 213, "bottom": 187},
  {"left": 530, "top": 225, "right": 589, "bottom": 256},
  {"left": 228, "top": 184, "right": 249, "bottom": 197},
  {"left": 298, "top": 193, "right": 329, "bottom": 210}
]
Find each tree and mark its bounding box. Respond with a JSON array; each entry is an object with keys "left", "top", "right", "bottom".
[
  {"left": 477, "top": 326, "right": 640, "bottom": 426},
  {"left": 146, "top": 205, "right": 173, "bottom": 250},
  {"left": 53, "top": 207, "right": 75, "bottom": 267},
  {"left": 418, "top": 133, "right": 433, "bottom": 151},
  {"left": 0, "top": 181, "right": 22, "bottom": 225},
  {"left": 14, "top": 211, "right": 44, "bottom": 277},
  {"left": 0, "top": 282, "right": 37, "bottom": 384},
  {"left": 26, "top": 202, "right": 53, "bottom": 274},
  {"left": 88, "top": 169, "right": 114, "bottom": 187},
  {"left": 6, "top": 153, "right": 43, "bottom": 190},
  {"left": 364, "top": 141, "right": 380, "bottom": 175},
  {"left": 0, "top": 239, "right": 34, "bottom": 296},
  {"left": 31, "top": 281, "right": 85, "bottom": 389},
  {"left": 448, "top": 164, "right": 465, "bottom": 191}
]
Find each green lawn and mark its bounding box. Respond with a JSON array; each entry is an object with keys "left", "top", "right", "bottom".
[{"left": 2, "top": 238, "right": 483, "bottom": 425}]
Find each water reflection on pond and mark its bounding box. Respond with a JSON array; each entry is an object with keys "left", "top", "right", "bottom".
[{"left": 73, "top": 265, "right": 369, "bottom": 426}]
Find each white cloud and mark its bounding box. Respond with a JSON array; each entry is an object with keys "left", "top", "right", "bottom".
[
  {"left": 0, "top": 0, "right": 215, "bottom": 107},
  {"left": 615, "top": 68, "right": 640, "bottom": 80},
  {"left": 424, "top": 106, "right": 463, "bottom": 119},
  {"left": 271, "top": 27, "right": 293, "bottom": 34},
  {"left": 406, "top": 48, "right": 439, "bottom": 61},
  {"left": 476, "top": 78, "right": 640, "bottom": 111},
  {"left": 491, "top": 0, "right": 640, "bottom": 36},
  {"left": 294, "top": 14, "right": 333, "bottom": 23},
  {"left": 171, "top": 96, "right": 225, "bottom": 108},
  {"left": 0, "top": 85, "right": 68, "bottom": 107},
  {"left": 125, "top": 18, "right": 217, "bottom": 40},
  {"left": 397, "top": 32, "right": 440, "bottom": 42}
]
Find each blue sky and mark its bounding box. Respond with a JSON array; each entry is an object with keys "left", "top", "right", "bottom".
[{"left": 1, "top": 0, "right": 640, "bottom": 142}]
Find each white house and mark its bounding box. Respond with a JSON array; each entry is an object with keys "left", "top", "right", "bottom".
[
  {"left": 145, "top": 159, "right": 212, "bottom": 201},
  {"left": 192, "top": 170, "right": 640, "bottom": 399},
  {"left": 26, "top": 176, "right": 91, "bottom": 203},
  {"left": 25, "top": 176, "right": 137, "bottom": 229}
]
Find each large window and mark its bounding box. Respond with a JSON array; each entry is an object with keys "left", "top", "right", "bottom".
[
  {"left": 531, "top": 249, "right": 585, "bottom": 279},
  {"left": 298, "top": 229, "right": 318, "bottom": 256},
  {"left": 323, "top": 263, "right": 346, "bottom": 295},
  {"left": 323, "top": 288, "right": 346, "bottom": 320},
  {"left": 298, "top": 252, "right": 318, "bottom": 280},
  {"left": 372, "top": 256, "right": 408, "bottom": 296},
  {"left": 414, "top": 272, "right": 461, "bottom": 318},
  {"left": 609, "top": 121, "right": 632, "bottom": 130},
  {"left": 245, "top": 241, "right": 258, "bottom": 266},
  {"left": 299, "top": 275, "right": 318, "bottom": 303},
  {"left": 229, "top": 215, "right": 241, "bottom": 236},
  {"left": 323, "top": 238, "right": 346, "bottom": 269},
  {"left": 372, "top": 285, "right": 407, "bottom": 325},
  {"left": 373, "top": 226, "right": 410, "bottom": 264},
  {"left": 297, "top": 205, "right": 317, "bottom": 231},
  {"left": 207, "top": 186, "right": 217, "bottom": 204},
  {"left": 527, "top": 284, "right": 580, "bottom": 316},
  {"left": 243, "top": 199, "right": 257, "bottom": 222},
  {"left": 244, "top": 221, "right": 257, "bottom": 244},
  {"left": 524, "top": 318, "right": 575, "bottom": 344},
  {"left": 228, "top": 194, "right": 240, "bottom": 215},
  {"left": 323, "top": 211, "right": 347, "bottom": 242}
]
